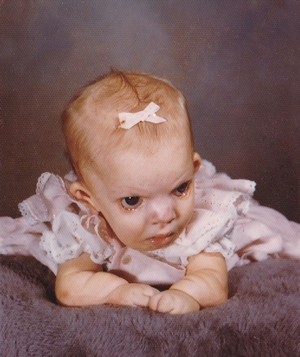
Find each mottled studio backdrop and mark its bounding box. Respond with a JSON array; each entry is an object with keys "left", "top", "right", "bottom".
[{"left": 0, "top": 0, "right": 300, "bottom": 222}]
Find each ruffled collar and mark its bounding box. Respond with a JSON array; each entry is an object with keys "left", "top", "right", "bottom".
[{"left": 19, "top": 161, "right": 256, "bottom": 267}]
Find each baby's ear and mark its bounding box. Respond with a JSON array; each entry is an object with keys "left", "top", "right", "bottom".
[
  {"left": 69, "top": 181, "right": 96, "bottom": 209},
  {"left": 193, "top": 152, "right": 201, "bottom": 173}
]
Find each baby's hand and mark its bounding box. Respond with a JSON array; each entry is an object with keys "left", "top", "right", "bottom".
[
  {"left": 148, "top": 289, "right": 200, "bottom": 315},
  {"left": 105, "top": 283, "right": 159, "bottom": 308}
]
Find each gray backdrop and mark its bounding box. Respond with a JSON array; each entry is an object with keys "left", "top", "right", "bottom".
[{"left": 1, "top": 0, "right": 299, "bottom": 222}]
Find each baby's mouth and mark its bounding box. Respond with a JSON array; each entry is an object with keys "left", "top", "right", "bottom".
[{"left": 147, "top": 232, "right": 174, "bottom": 249}]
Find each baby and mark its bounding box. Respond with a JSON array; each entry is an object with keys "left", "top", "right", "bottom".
[{"left": 1, "top": 70, "right": 299, "bottom": 314}]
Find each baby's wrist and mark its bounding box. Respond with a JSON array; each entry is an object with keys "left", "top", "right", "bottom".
[{"left": 169, "top": 287, "right": 201, "bottom": 309}]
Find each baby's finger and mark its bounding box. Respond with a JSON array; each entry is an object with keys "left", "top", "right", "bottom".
[
  {"left": 148, "top": 293, "right": 172, "bottom": 313},
  {"left": 132, "top": 285, "right": 159, "bottom": 307}
]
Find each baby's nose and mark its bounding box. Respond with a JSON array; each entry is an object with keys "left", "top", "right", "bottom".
[{"left": 149, "top": 197, "right": 176, "bottom": 224}]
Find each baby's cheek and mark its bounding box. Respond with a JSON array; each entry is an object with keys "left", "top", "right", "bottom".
[
  {"left": 180, "top": 198, "right": 195, "bottom": 222},
  {"left": 113, "top": 219, "right": 142, "bottom": 245}
]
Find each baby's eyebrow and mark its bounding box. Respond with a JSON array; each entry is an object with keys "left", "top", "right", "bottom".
[
  {"left": 110, "top": 169, "right": 195, "bottom": 198},
  {"left": 110, "top": 186, "right": 146, "bottom": 198}
]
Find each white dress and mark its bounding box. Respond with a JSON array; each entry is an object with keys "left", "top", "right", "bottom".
[{"left": 0, "top": 160, "right": 299, "bottom": 285}]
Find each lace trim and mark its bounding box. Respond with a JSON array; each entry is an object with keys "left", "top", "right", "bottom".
[
  {"left": 18, "top": 192, "right": 51, "bottom": 225},
  {"left": 18, "top": 201, "right": 39, "bottom": 225},
  {"left": 36, "top": 172, "right": 52, "bottom": 193}
]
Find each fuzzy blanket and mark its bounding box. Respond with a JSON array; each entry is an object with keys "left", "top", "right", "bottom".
[{"left": 0, "top": 255, "right": 299, "bottom": 357}]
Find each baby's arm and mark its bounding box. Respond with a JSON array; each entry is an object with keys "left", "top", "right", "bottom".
[
  {"left": 55, "top": 253, "right": 159, "bottom": 307},
  {"left": 148, "top": 252, "right": 228, "bottom": 314}
]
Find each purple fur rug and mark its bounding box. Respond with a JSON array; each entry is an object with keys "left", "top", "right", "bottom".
[{"left": 1, "top": 255, "right": 300, "bottom": 356}]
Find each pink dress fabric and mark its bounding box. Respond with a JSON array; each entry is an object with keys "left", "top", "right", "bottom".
[{"left": 0, "top": 160, "right": 299, "bottom": 285}]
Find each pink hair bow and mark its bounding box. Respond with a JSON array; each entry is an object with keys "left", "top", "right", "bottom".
[{"left": 118, "top": 102, "right": 167, "bottom": 129}]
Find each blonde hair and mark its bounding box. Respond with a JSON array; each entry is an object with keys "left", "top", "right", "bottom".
[{"left": 62, "top": 70, "right": 194, "bottom": 177}]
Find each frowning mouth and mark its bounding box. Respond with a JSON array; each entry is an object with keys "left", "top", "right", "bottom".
[{"left": 147, "top": 232, "right": 174, "bottom": 249}]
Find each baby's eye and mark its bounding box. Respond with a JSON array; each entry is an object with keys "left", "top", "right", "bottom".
[
  {"left": 121, "top": 196, "right": 142, "bottom": 210},
  {"left": 173, "top": 181, "right": 191, "bottom": 197}
]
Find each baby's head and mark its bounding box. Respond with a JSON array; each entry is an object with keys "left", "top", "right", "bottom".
[
  {"left": 62, "top": 70, "right": 195, "bottom": 177},
  {"left": 62, "top": 70, "right": 201, "bottom": 251}
]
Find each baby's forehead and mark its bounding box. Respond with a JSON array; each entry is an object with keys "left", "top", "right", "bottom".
[{"left": 92, "top": 139, "right": 194, "bottom": 180}]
